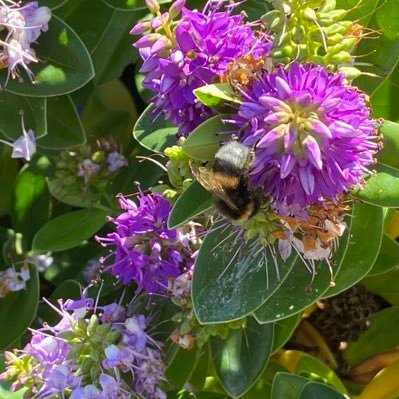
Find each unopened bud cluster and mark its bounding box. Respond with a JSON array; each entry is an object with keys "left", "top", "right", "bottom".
[{"left": 263, "top": 0, "right": 359, "bottom": 72}]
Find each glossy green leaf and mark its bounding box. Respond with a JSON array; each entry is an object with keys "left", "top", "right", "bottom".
[
  {"left": 182, "top": 115, "right": 235, "bottom": 161},
  {"left": 0, "top": 385, "right": 27, "bottom": 399},
  {"left": 271, "top": 313, "right": 302, "bottom": 353},
  {"left": 0, "top": 93, "right": 46, "bottom": 140},
  {"left": 168, "top": 181, "right": 213, "bottom": 229},
  {"left": 133, "top": 104, "right": 178, "bottom": 152},
  {"left": 58, "top": 0, "right": 144, "bottom": 84},
  {"left": 352, "top": 163, "right": 399, "bottom": 208},
  {"left": 32, "top": 209, "right": 108, "bottom": 252},
  {"left": 192, "top": 221, "right": 296, "bottom": 323},
  {"left": 377, "top": 121, "right": 399, "bottom": 169},
  {"left": 79, "top": 79, "right": 137, "bottom": 149},
  {"left": 43, "top": 242, "right": 103, "bottom": 284},
  {"left": 40, "top": 0, "right": 69, "bottom": 10},
  {"left": 362, "top": 267, "right": 399, "bottom": 306},
  {"left": 103, "top": 0, "right": 171, "bottom": 11},
  {"left": 353, "top": 0, "right": 399, "bottom": 97},
  {"left": 271, "top": 373, "right": 308, "bottom": 399},
  {"left": 0, "top": 148, "right": 18, "bottom": 217},
  {"left": 296, "top": 355, "right": 347, "bottom": 394},
  {"left": 368, "top": 233, "right": 399, "bottom": 276},
  {"left": 211, "top": 318, "right": 273, "bottom": 398},
  {"left": 11, "top": 168, "right": 51, "bottom": 245},
  {"left": 323, "top": 203, "right": 383, "bottom": 297},
  {"left": 38, "top": 95, "right": 86, "bottom": 149},
  {"left": 298, "top": 381, "right": 346, "bottom": 399},
  {"left": 190, "top": 347, "right": 209, "bottom": 392},
  {"left": 47, "top": 179, "right": 108, "bottom": 210},
  {"left": 0, "top": 265, "right": 39, "bottom": 350},
  {"left": 2, "top": 16, "right": 94, "bottom": 97},
  {"left": 194, "top": 83, "right": 242, "bottom": 111},
  {"left": 166, "top": 346, "right": 199, "bottom": 390},
  {"left": 344, "top": 307, "right": 399, "bottom": 366}
]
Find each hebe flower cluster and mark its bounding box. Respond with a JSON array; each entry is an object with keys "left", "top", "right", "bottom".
[
  {"left": 132, "top": 0, "right": 272, "bottom": 135},
  {"left": 0, "top": 296, "right": 167, "bottom": 399},
  {"left": 234, "top": 62, "right": 378, "bottom": 211},
  {"left": 0, "top": 1, "right": 51, "bottom": 85},
  {"left": 97, "top": 190, "right": 200, "bottom": 294}
]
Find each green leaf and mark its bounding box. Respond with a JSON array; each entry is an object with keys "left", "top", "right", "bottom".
[
  {"left": 79, "top": 79, "right": 137, "bottom": 150},
  {"left": 296, "top": 355, "right": 347, "bottom": 394},
  {"left": 0, "top": 93, "right": 46, "bottom": 140},
  {"left": 194, "top": 83, "right": 242, "bottom": 111},
  {"left": 362, "top": 267, "right": 399, "bottom": 306},
  {"left": 168, "top": 181, "right": 214, "bottom": 229},
  {"left": 58, "top": 0, "right": 144, "bottom": 84},
  {"left": 211, "top": 318, "right": 274, "bottom": 398},
  {"left": 103, "top": 0, "right": 171, "bottom": 11},
  {"left": 40, "top": 0, "right": 70, "bottom": 10},
  {"left": 43, "top": 242, "right": 103, "bottom": 284},
  {"left": 298, "top": 381, "right": 346, "bottom": 399},
  {"left": 0, "top": 385, "right": 27, "bottom": 399},
  {"left": 133, "top": 104, "right": 178, "bottom": 152},
  {"left": 368, "top": 233, "right": 399, "bottom": 276},
  {"left": 192, "top": 221, "right": 297, "bottom": 323},
  {"left": 344, "top": 306, "right": 399, "bottom": 366},
  {"left": 323, "top": 202, "right": 383, "bottom": 297},
  {"left": 182, "top": 115, "right": 235, "bottom": 161},
  {"left": 11, "top": 168, "right": 51, "bottom": 246},
  {"left": 271, "top": 313, "right": 302, "bottom": 353},
  {"left": 190, "top": 347, "right": 209, "bottom": 392},
  {"left": 32, "top": 209, "right": 108, "bottom": 252},
  {"left": 0, "top": 265, "right": 39, "bottom": 350},
  {"left": 166, "top": 346, "right": 199, "bottom": 389},
  {"left": 2, "top": 16, "right": 94, "bottom": 97},
  {"left": 271, "top": 373, "right": 308, "bottom": 399},
  {"left": 0, "top": 148, "right": 18, "bottom": 217},
  {"left": 352, "top": 163, "right": 399, "bottom": 208},
  {"left": 38, "top": 95, "right": 86, "bottom": 149},
  {"left": 353, "top": 0, "right": 399, "bottom": 98},
  {"left": 377, "top": 121, "right": 399, "bottom": 169}
]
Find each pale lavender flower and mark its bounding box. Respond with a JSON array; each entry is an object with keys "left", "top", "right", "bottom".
[
  {"left": 0, "top": 296, "right": 167, "bottom": 399},
  {"left": 0, "top": 112, "right": 36, "bottom": 161},
  {"left": 0, "top": 1, "right": 51, "bottom": 84},
  {"left": 106, "top": 151, "right": 128, "bottom": 172},
  {"left": 234, "top": 63, "right": 379, "bottom": 212},
  {"left": 77, "top": 159, "right": 100, "bottom": 183},
  {"left": 27, "top": 251, "right": 53, "bottom": 272},
  {"left": 0, "top": 263, "right": 30, "bottom": 298}
]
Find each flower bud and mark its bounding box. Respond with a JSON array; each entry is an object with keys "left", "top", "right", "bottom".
[
  {"left": 145, "top": 0, "right": 160, "bottom": 14},
  {"left": 130, "top": 21, "right": 151, "bottom": 35},
  {"left": 169, "top": 0, "right": 186, "bottom": 19}
]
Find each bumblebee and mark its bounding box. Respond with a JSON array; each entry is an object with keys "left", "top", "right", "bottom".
[{"left": 192, "top": 142, "right": 262, "bottom": 222}]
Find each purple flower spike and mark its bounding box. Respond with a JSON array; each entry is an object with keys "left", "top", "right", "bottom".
[
  {"left": 134, "top": 1, "right": 272, "bottom": 136},
  {"left": 97, "top": 190, "right": 199, "bottom": 294},
  {"left": 234, "top": 63, "right": 379, "bottom": 211}
]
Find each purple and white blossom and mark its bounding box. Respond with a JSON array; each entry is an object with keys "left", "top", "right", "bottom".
[
  {"left": 0, "top": 1, "right": 51, "bottom": 84},
  {"left": 97, "top": 190, "right": 200, "bottom": 294},
  {"left": 132, "top": 0, "right": 272, "bottom": 135},
  {"left": 0, "top": 295, "right": 167, "bottom": 399},
  {"left": 233, "top": 63, "right": 379, "bottom": 211}
]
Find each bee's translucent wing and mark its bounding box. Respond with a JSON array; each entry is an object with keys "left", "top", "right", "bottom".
[{"left": 191, "top": 163, "right": 240, "bottom": 212}]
